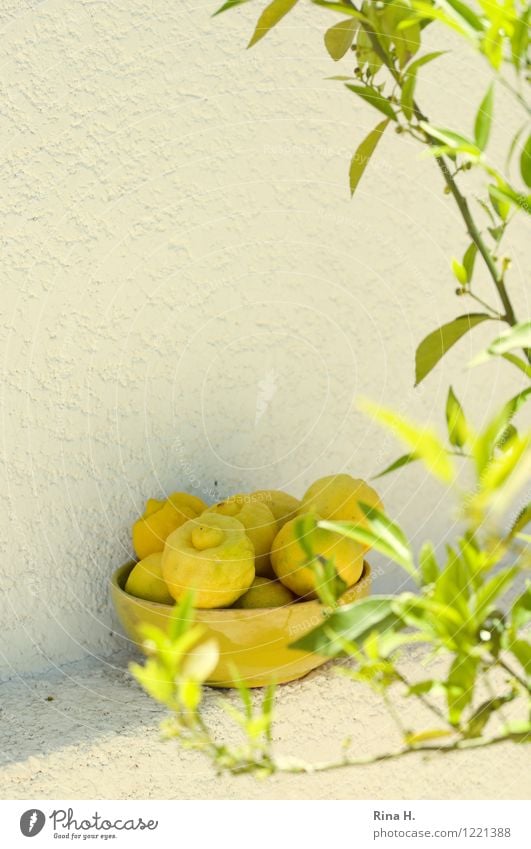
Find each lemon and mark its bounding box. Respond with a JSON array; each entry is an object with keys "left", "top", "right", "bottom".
[
  {"left": 250, "top": 489, "right": 301, "bottom": 529},
  {"left": 132, "top": 491, "right": 207, "bottom": 560},
  {"left": 233, "top": 576, "right": 296, "bottom": 608},
  {"left": 162, "top": 512, "right": 255, "bottom": 609},
  {"left": 299, "top": 474, "right": 382, "bottom": 546},
  {"left": 125, "top": 552, "right": 174, "bottom": 604},
  {"left": 205, "top": 495, "right": 277, "bottom": 577},
  {"left": 270, "top": 516, "right": 364, "bottom": 598}
]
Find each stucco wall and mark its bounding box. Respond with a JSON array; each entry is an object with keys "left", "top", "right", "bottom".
[{"left": 1, "top": 1, "right": 529, "bottom": 678}]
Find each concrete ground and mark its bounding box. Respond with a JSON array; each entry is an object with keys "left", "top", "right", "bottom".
[{"left": 1, "top": 649, "right": 530, "bottom": 800}]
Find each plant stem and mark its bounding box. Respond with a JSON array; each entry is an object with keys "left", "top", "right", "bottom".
[
  {"left": 360, "top": 20, "right": 524, "bottom": 341},
  {"left": 274, "top": 730, "right": 530, "bottom": 775},
  {"left": 496, "top": 657, "right": 530, "bottom": 692},
  {"left": 432, "top": 154, "right": 518, "bottom": 328}
]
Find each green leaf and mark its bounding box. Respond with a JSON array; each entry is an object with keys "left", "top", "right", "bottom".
[
  {"left": 474, "top": 84, "right": 494, "bottom": 151},
  {"left": 349, "top": 118, "right": 389, "bottom": 195},
  {"left": 510, "top": 639, "right": 531, "bottom": 679},
  {"left": 420, "top": 122, "right": 480, "bottom": 157},
  {"left": 360, "top": 399, "right": 455, "bottom": 483},
  {"left": 324, "top": 17, "right": 358, "bottom": 60},
  {"left": 508, "top": 505, "right": 531, "bottom": 543},
  {"left": 465, "top": 693, "right": 516, "bottom": 739},
  {"left": 451, "top": 258, "right": 467, "bottom": 285},
  {"left": 415, "top": 313, "right": 491, "bottom": 385},
  {"left": 213, "top": 0, "right": 252, "bottom": 15},
  {"left": 520, "top": 134, "right": 531, "bottom": 187},
  {"left": 500, "top": 353, "right": 531, "bottom": 379},
  {"left": 440, "top": 0, "right": 483, "bottom": 31},
  {"left": 474, "top": 566, "right": 518, "bottom": 624},
  {"left": 462, "top": 242, "right": 477, "bottom": 282},
  {"left": 472, "top": 389, "right": 531, "bottom": 474},
  {"left": 485, "top": 322, "right": 531, "bottom": 357},
  {"left": 261, "top": 683, "right": 276, "bottom": 742},
  {"left": 419, "top": 541, "right": 439, "bottom": 586},
  {"left": 372, "top": 452, "right": 419, "bottom": 479},
  {"left": 489, "top": 184, "right": 531, "bottom": 216},
  {"left": 180, "top": 638, "right": 219, "bottom": 683},
  {"left": 511, "top": 584, "right": 531, "bottom": 631},
  {"left": 400, "top": 72, "right": 416, "bottom": 120},
  {"left": 404, "top": 50, "right": 447, "bottom": 73},
  {"left": 310, "top": 0, "right": 367, "bottom": 20},
  {"left": 447, "top": 654, "right": 479, "bottom": 726},
  {"left": 248, "top": 0, "right": 299, "bottom": 48},
  {"left": 405, "top": 728, "right": 454, "bottom": 745},
  {"left": 446, "top": 386, "right": 468, "bottom": 448},
  {"left": 345, "top": 84, "right": 397, "bottom": 120},
  {"left": 319, "top": 508, "right": 417, "bottom": 578},
  {"left": 168, "top": 590, "right": 195, "bottom": 641},
  {"left": 291, "top": 595, "right": 399, "bottom": 656}
]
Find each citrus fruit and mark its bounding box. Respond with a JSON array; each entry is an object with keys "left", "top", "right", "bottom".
[
  {"left": 124, "top": 552, "right": 174, "bottom": 604},
  {"left": 162, "top": 512, "right": 255, "bottom": 608},
  {"left": 233, "top": 576, "right": 296, "bottom": 608},
  {"left": 299, "top": 474, "right": 382, "bottom": 546},
  {"left": 250, "top": 489, "right": 300, "bottom": 529},
  {"left": 132, "top": 491, "right": 207, "bottom": 560},
  {"left": 270, "top": 515, "right": 364, "bottom": 598},
  {"left": 205, "top": 495, "right": 277, "bottom": 577}
]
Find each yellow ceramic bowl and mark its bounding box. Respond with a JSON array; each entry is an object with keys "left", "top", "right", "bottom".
[{"left": 110, "top": 561, "right": 371, "bottom": 688}]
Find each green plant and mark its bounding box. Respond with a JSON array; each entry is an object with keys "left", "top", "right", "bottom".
[{"left": 130, "top": 0, "right": 531, "bottom": 774}]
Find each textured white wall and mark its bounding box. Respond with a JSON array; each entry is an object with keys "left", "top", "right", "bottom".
[{"left": 1, "top": 1, "right": 529, "bottom": 678}]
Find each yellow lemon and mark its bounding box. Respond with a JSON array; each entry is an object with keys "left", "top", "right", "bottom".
[
  {"left": 270, "top": 516, "right": 364, "bottom": 599},
  {"left": 233, "top": 576, "right": 296, "bottom": 609},
  {"left": 205, "top": 495, "right": 277, "bottom": 577},
  {"left": 124, "top": 553, "right": 174, "bottom": 604},
  {"left": 162, "top": 512, "right": 255, "bottom": 609},
  {"left": 132, "top": 491, "right": 207, "bottom": 560},
  {"left": 250, "top": 489, "right": 301, "bottom": 529},
  {"left": 299, "top": 474, "right": 382, "bottom": 547}
]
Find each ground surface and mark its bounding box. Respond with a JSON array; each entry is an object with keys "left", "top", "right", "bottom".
[{"left": 1, "top": 650, "right": 529, "bottom": 800}]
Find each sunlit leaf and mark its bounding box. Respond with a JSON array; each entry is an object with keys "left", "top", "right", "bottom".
[
  {"left": 419, "top": 541, "right": 439, "bottom": 586},
  {"left": 451, "top": 257, "right": 467, "bottom": 285},
  {"left": 474, "top": 566, "right": 518, "bottom": 624},
  {"left": 248, "top": 0, "right": 299, "bottom": 48},
  {"left": 462, "top": 242, "right": 477, "bottom": 282},
  {"left": 415, "top": 313, "right": 491, "bottom": 385},
  {"left": 420, "top": 121, "right": 481, "bottom": 157},
  {"left": 510, "top": 640, "right": 531, "bottom": 679},
  {"left": 320, "top": 503, "right": 417, "bottom": 578},
  {"left": 489, "top": 184, "right": 531, "bottom": 216},
  {"left": 474, "top": 83, "right": 494, "bottom": 150},
  {"left": 349, "top": 118, "right": 389, "bottom": 195},
  {"left": 511, "top": 584, "right": 531, "bottom": 631},
  {"left": 360, "top": 398, "right": 455, "bottom": 482},
  {"left": 520, "top": 136, "right": 531, "bottom": 186},
  {"left": 447, "top": 654, "right": 479, "bottom": 725},
  {"left": 291, "top": 595, "right": 400, "bottom": 656},
  {"left": 373, "top": 452, "right": 419, "bottom": 479},
  {"left": 446, "top": 386, "right": 468, "bottom": 448},
  {"left": 405, "top": 728, "right": 454, "bottom": 745},
  {"left": 181, "top": 638, "right": 219, "bottom": 683}
]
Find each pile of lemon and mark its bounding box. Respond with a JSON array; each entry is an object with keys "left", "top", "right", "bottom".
[{"left": 124, "top": 474, "right": 381, "bottom": 610}]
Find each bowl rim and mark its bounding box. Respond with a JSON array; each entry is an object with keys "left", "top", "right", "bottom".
[{"left": 110, "top": 559, "right": 371, "bottom": 616}]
